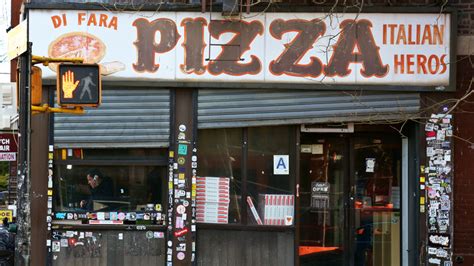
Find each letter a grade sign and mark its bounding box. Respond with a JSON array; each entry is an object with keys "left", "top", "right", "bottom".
[
  {"left": 274, "top": 155, "right": 289, "bottom": 175},
  {"left": 57, "top": 63, "right": 101, "bottom": 107}
]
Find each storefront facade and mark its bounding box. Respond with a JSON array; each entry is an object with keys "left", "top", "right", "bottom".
[{"left": 24, "top": 4, "right": 456, "bottom": 266}]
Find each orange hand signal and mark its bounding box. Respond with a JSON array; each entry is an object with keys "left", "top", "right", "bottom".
[{"left": 62, "top": 70, "right": 80, "bottom": 99}]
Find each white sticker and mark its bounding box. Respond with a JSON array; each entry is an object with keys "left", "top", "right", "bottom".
[
  {"left": 52, "top": 241, "right": 60, "bottom": 252},
  {"left": 177, "top": 205, "right": 186, "bottom": 214},
  {"left": 366, "top": 158, "right": 375, "bottom": 173},
  {"left": 177, "top": 252, "right": 185, "bottom": 260},
  {"left": 273, "top": 155, "right": 289, "bottom": 175},
  {"left": 179, "top": 125, "right": 186, "bottom": 132},
  {"left": 118, "top": 233, "right": 123, "bottom": 240}
]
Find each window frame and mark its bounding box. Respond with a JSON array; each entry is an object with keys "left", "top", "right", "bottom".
[{"left": 52, "top": 148, "right": 169, "bottom": 230}]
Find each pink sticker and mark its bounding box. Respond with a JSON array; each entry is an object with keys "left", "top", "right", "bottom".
[{"left": 177, "top": 252, "right": 185, "bottom": 260}]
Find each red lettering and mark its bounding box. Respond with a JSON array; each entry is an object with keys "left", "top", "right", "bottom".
[
  {"left": 439, "top": 54, "right": 447, "bottom": 74},
  {"left": 406, "top": 54, "right": 414, "bottom": 74},
  {"left": 417, "top": 54, "right": 428, "bottom": 74},
  {"left": 51, "top": 15, "right": 66, "bottom": 29},
  {"left": 99, "top": 14, "right": 108, "bottom": 28},
  {"left": 394, "top": 54, "right": 404, "bottom": 74},
  {"left": 428, "top": 55, "right": 439, "bottom": 74}
]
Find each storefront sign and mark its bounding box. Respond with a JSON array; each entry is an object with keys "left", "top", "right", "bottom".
[
  {"left": 0, "top": 134, "right": 17, "bottom": 161},
  {"left": 311, "top": 182, "right": 330, "bottom": 210},
  {"left": 29, "top": 11, "right": 453, "bottom": 89}
]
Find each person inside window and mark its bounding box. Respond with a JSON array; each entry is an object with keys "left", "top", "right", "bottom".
[{"left": 80, "top": 169, "right": 114, "bottom": 210}]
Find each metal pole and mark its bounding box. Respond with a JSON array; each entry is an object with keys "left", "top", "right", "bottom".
[{"left": 16, "top": 42, "right": 32, "bottom": 266}]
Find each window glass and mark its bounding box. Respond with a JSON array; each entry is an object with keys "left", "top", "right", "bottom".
[
  {"left": 247, "top": 126, "right": 294, "bottom": 226},
  {"left": 54, "top": 151, "right": 166, "bottom": 215},
  {"left": 353, "top": 137, "right": 401, "bottom": 266},
  {"left": 197, "top": 128, "right": 242, "bottom": 224}
]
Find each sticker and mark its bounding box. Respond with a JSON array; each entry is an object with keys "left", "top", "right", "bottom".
[
  {"left": 109, "top": 212, "right": 118, "bottom": 220},
  {"left": 176, "top": 217, "right": 184, "bottom": 229},
  {"left": 365, "top": 158, "right": 375, "bottom": 173},
  {"left": 118, "top": 233, "right": 123, "bottom": 240},
  {"left": 178, "top": 157, "right": 186, "bottom": 165},
  {"left": 174, "top": 228, "right": 188, "bottom": 237},
  {"left": 126, "top": 212, "right": 137, "bottom": 221},
  {"left": 183, "top": 200, "right": 189, "bottom": 207},
  {"left": 144, "top": 213, "right": 151, "bottom": 220},
  {"left": 179, "top": 173, "right": 185, "bottom": 180},
  {"left": 178, "top": 144, "right": 188, "bottom": 155},
  {"left": 425, "top": 123, "right": 434, "bottom": 131},
  {"left": 429, "top": 235, "right": 450, "bottom": 246},
  {"left": 177, "top": 243, "right": 186, "bottom": 252},
  {"left": 118, "top": 212, "right": 126, "bottom": 220},
  {"left": 273, "top": 155, "right": 290, "bottom": 175},
  {"left": 168, "top": 240, "right": 173, "bottom": 247},
  {"left": 154, "top": 232, "right": 164, "bottom": 238},
  {"left": 97, "top": 212, "right": 105, "bottom": 220},
  {"left": 60, "top": 238, "right": 68, "bottom": 247},
  {"left": 428, "top": 258, "right": 441, "bottom": 265},
  {"left": 52, "top": 241, "right": 60, "bottom": 252},
  {"left": 178, "top": 132, "right": 186, "bottom": 140},
  {"left": 146, "top": 231, "right": 154, "bottom": 239},
  {"left": 191, "top": 155, "right": 197, "bottom": 162},
  {"left": 179, "top": 124, "right": 186, "bottom": 132},
  {"left": 177, "top": 252, "right": 185, "bottom": 260},
  {"left": 177, "top": 205, "right": 186, "bottom": 214},
  {"left": 191, "top": 162, "right": 197, "bottom": 168}
]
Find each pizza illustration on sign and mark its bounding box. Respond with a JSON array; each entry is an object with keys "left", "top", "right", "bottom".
[{"left": 48, "top": 32, "right": 125, "bottom": 75}]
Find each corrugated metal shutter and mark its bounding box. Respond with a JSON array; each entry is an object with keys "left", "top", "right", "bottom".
[
  {"left": 198, "top": 89, "right": 420, "bottom": 129},
  {"left": 54, "top": 88, "right": 170, "bottom": 148}
]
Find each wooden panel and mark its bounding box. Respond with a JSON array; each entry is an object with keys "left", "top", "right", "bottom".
[
  {"left": 197, "top": 229, "right": 294, "bottom": 265},
  {"left": 31, "top": 112, "right": 50, "bottom": 266},
  {"left": 52, "top": 231, "right": 165, "bottom": 266}
]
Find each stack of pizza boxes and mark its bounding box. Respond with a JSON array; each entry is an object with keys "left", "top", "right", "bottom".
[
  {"left": 258, "top": 194, "right": 295, "bottom": 226},
  {"left": 196, "top": 177, "right": 230, "bottom": 224}
]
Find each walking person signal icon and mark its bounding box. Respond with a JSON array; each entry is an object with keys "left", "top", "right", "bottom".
[{"left": 57, "top": 64, "right": 101, "bottom": 107}]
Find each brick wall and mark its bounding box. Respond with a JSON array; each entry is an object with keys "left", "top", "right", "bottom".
[{"left": 453, "top": 55, "right": 474, "bottom": 264}]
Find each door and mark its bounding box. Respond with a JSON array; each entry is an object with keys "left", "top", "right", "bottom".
[
  {"left": 352, "top": 137, "right": 401, "bottom": 266},
  {"left": 299, "top": 135, "right": 349, "bottom": 266},
  {"left": 298, "top": 134, "right": 401, "bottom": 266}
]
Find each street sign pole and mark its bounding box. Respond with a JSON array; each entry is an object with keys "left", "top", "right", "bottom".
[{"left": 16, "top": 42, "right": 32, "bottom": 266}]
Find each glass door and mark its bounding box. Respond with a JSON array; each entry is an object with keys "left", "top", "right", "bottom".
[
  {"left": 299, "top": 136, "right": 348, "bottom": 266},
  {"left": 352, "top": 137, "right": 401, "bottom": 266},
  {"left": 298, "top": 134, "right": 402, "bottom": 266}
]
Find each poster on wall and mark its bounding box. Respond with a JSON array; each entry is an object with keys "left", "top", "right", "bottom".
[{"left": 29, "top": 11, "right": 453, "bottom": 89}]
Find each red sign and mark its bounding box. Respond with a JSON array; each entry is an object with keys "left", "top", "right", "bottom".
[{"left": 0, "top": 134, "right": 17, "bottom": 162}]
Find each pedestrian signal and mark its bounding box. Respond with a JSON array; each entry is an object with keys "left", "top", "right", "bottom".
[{"left": 57, "top": 64, "right": 101, "bottom": 107}]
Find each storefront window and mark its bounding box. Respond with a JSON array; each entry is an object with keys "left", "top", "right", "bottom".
[
  {"left": 53, "top": 149, "right": 167, "bottom": 224},
  {"left": 197, "top": 129, "right": 242, "bottom": 224},
  {"left": 247, "top": 126, "right": 294, "bottom": 226},
  {"left": 197, "top": 126, "right": 295, "bottom": 226}
]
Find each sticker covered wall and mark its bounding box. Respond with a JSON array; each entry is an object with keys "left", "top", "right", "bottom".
[{"left": 424, "top": 113, "right": 453, "bottom": 265}]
